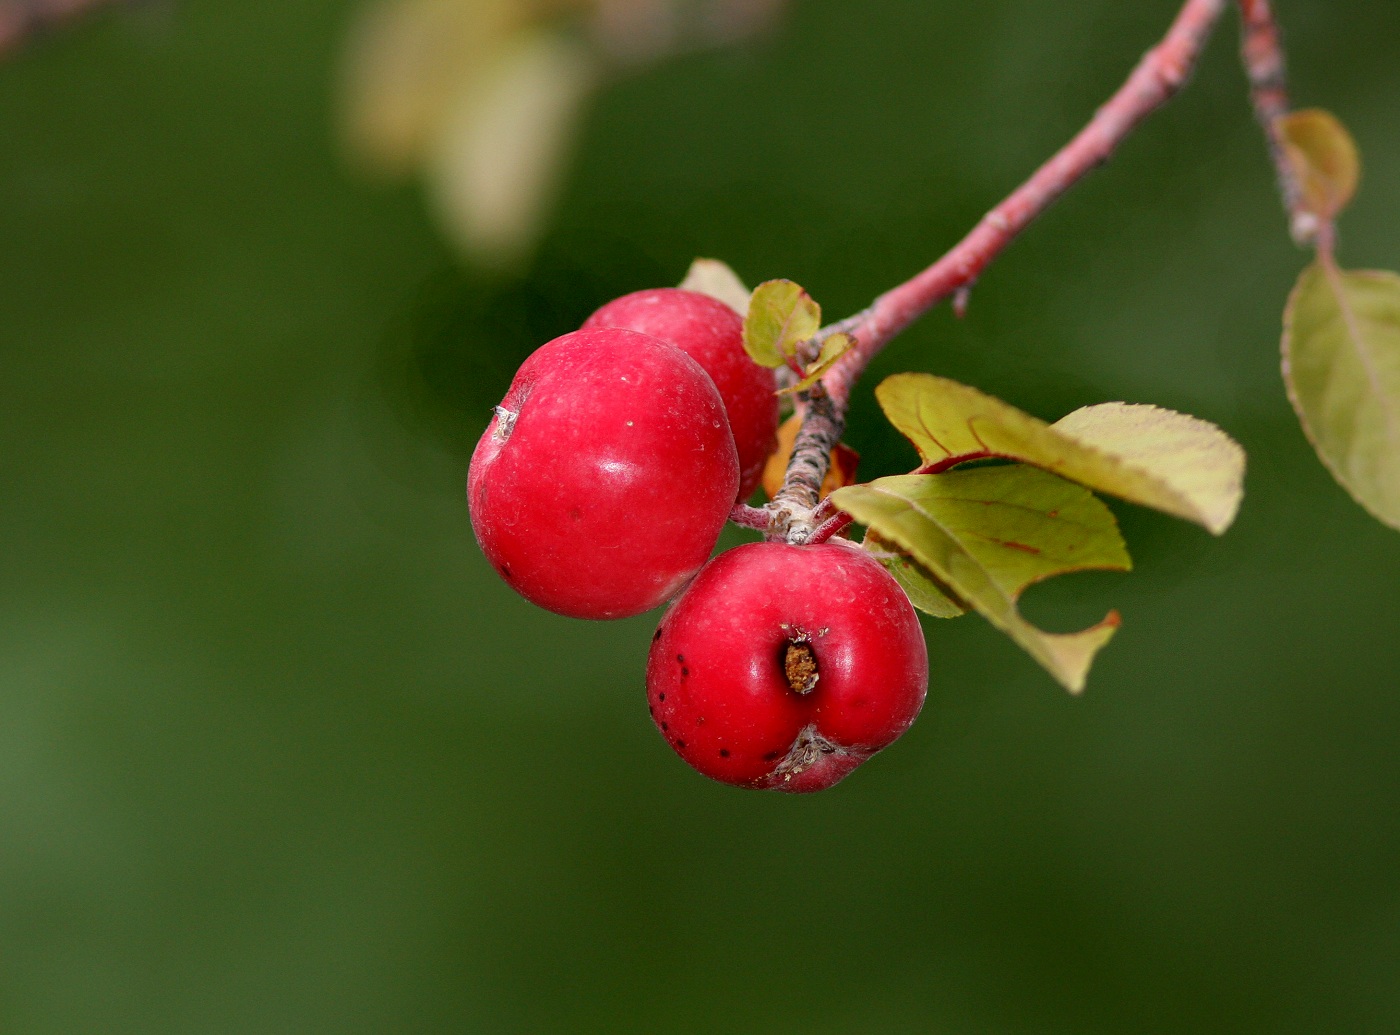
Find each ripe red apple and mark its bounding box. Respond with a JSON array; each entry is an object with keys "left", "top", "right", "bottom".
[
  {"left": 646, "top": 540, "right": 928, "bottom": 792},
  {"left": 583, "top": 288, "right": 778, "bottom": 500},
  {"left": 469, "top": 328, "right": 740, "bottom": 620}
]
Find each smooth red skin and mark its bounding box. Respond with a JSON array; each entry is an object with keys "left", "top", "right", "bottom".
[
  {"left": 583, "top": 288, "right": 778, "bottom": 500},
  {"left": 469, "top": 328, "right": 739, "bottom": 620},
  {"left": 646, "top": 540, "right": 928, "bottom": 792}
]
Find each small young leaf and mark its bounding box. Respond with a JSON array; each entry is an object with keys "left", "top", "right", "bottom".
[
  {"left": 1283, "top": 262, "right": 1400, "bottom": 530},
  {"left": 678, "top": 258, "right": 752, "bottom": 316},
  {"left": 863, "top": 532, "right": 967, "bottom": 618},
  {"left": 743, "top": 280, "right": 821, "bottom": 369},
  {"left": 760, "top": 413, "right": 859, "bottom": 501},
  {"left": 778, "top": 332, "right": 855, "bottom": 395},
  {"left": 832, "top": 466, "right": 1130, "bottom": 693},
  {"left": 1279, "top": 109, "right": 1361, "bottom": 222},
  {"left": 876, "top": 374, "right": 1245, "bottom": 534}
]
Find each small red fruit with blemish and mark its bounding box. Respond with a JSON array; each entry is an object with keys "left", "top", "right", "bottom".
[
  {"left": 646, "top": 540, "right": 928, "bottom": 792},
  {"left": 584, "top": 288, "right": 778, "bottom": 500},
  {"left": 469, "top": 327, "right": 740, "bottom": 620}
]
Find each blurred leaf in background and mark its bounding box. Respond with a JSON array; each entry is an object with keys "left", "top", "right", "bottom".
[
  {"left": 338, "top": 0, "right": 788, "bottom": 265},
  {"left": 3, "top": 1, "right": 1400, "bottom": 1033}
]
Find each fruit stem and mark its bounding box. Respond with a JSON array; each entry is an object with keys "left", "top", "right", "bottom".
[{"left": 804, "top": 511, "right": 853, "bottom": 547}]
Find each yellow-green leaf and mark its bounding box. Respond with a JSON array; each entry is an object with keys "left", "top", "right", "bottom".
[
  {"left": 1279, "top": 108, "right": 1361, "bottom": 222},
  {"left": 862, "top": 531, "right": 966, "bottom": 618},
  {"left": 876, "top": 374, "right": 1245, "bottom": 535},
  {"left": 743, "top": 279, "right": 820, "bottom": 369},
  {"left": 834, "top": 466, "right": 1130, "bottom": 692},
  {"left": 1049, "top": 404, "right": 1244, "bottom": 535},
  {"left": 678, "top": 258, "right": 752, "bottom": 316},
  {"left": 778, "top": 333, "right": 854, "bottom": 395},
  {"left": 1282, "top": 262, "right": 1400, "bottom": 530}
]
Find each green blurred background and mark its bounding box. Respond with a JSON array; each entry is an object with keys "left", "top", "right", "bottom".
[{"left": 3, "top": 1, "right": 1400, "bottom": 1031}]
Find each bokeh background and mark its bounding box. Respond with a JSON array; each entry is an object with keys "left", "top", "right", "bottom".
[{"left": 3, "top": 1, "right": 1400, "bottom": 1031}]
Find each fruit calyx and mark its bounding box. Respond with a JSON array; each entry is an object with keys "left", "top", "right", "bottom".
[
  {"left": 781, "top": 632, "right": 820, "bottom": 695},
  {"left": 770, "top": 723, "right": 846, "bottom": 783}
]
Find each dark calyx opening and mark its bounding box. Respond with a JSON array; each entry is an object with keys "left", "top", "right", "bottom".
[{"left": 783, "top": 640, "right": 819, "bottom": 695}]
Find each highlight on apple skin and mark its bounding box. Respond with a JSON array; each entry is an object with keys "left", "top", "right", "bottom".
[
  {"left": 468, "top": 327, "right": 740, "bottom": 620},
  {"left": 584, "top": 287, "right": 778, "bottom": 500}
]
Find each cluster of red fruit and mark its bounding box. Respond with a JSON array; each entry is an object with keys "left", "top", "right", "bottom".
[{"left": 468, "top": 287, "right": 929, "bottom": 792}]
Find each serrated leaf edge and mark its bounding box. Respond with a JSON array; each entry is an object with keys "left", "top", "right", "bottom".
[
  {"left": 831, "top": 477, "right": 1128, "bottom": 693},
  {"left": 1281, "top": 262, "right": 1400, "bottom": 532}
]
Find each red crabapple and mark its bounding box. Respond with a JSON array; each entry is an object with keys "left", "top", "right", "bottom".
[
  {"left": 469, "top": 328, "right": 739, "bottom": 620},
  {"left": 647, "top": 539, "right": 928, "bottom": 792},
  {"left": 583, "top": 288, "right": 778, "bottom": 500}
]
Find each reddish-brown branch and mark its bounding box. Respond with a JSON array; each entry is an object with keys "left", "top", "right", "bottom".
[
  {"left": 1236, "top": 0, "right": 1326, "bottom": 247},
  {"left": 0, "top": 0, "right": 128, "bottom": 56},
  {"left": 820, "top": 0, "right": 1230, "bottom": 408},
  {"left": 742, "top": 0, "right": 1312, "bottom": 543},
  {"left": 756, "top": 0, "right": 1232, "bottom": 540}
]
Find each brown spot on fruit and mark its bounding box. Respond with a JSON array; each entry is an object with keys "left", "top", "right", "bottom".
[{"left": 783, "top": 641, "right": 819, "bottom": 695}]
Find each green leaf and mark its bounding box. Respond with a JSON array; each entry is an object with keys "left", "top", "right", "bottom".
[
  {"left": 1279, "top": 109, "right": 1361, "bottom": 222},
  {"left": 778, "top": 332, "right": 854, "bottom": 395},
  {"left": 743, "top": 280, "right": 821, "bottom": 369},
  {"left": 876, "top": 374, "right": 1245, "bottom": 535},
  {"left": 678, "top": 258, "right": 751, "bottom": 316},
  {"left": 833, "top": 465, "right": 1131, "bottom": 693},
  {"left": 862, "top": 531, "right": 967, "bottom": 618},
  {"left": 1283, "top": 262, "right": 1400, "bottom": 530}
]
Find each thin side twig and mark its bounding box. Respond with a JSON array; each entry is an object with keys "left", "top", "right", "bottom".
[
  {"left": 728, "top": 502, "right": 777, "bottom": 533},
  {"left": 745, "top": 0, "right": 1320, "bottom": 544},
  {"left": 823, "top": 0, "right": 1231, "bottom": 407}
]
